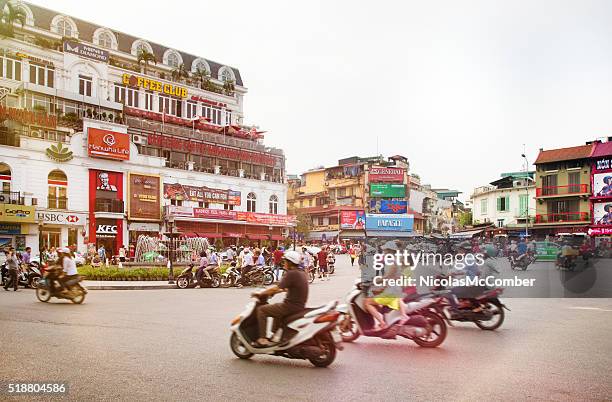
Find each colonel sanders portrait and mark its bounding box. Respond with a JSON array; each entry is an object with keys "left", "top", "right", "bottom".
[{"left": 97, "top": 172, "right": 117, "bottom": 191}]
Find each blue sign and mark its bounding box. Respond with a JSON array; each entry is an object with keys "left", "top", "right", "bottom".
[
  {"left": 369, "top": 200, "right": 408, "bottom": 214},
  {"left": 0, "top": 223, "right": 20, "bottom": 235},
  {"left": 365, "top": 214, "right": 414, "bottom": 231}
]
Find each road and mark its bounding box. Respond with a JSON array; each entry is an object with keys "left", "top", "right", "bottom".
[{"left": 1, "top": 256, "right": 611, "bottom": 401}]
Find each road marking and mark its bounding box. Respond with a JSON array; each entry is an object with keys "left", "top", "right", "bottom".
[{"left": 569, "top": 307, "right": 612, "bottom": 312}]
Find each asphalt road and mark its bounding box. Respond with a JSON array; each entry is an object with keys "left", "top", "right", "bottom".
[{"left": 1, "top": 256, "right": 611, "bottom": 401}]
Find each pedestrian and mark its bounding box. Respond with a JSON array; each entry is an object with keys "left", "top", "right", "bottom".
[
  {"left": 98, "top": 245, "right": 106, "bottom": 263},
  {"left": 238, "top": 248, "right": 254, "bottom": 286},
  {"left": 21, "top": 246, "right": 31, "bottom": 265},
  {"left": 118, "top": 245, "right": 127, "bottom": 263},
  {"left": 317, "top": 246, "right": 328, "bottom": 281},
  {"left": 349, "top": 245, "right": 357, "bottom": 266},
  {"left": 3, "top": 248, "right": 20, "bottom": 291},
  {"left": 272, "top": 246, "right": 284, "bottom": 281}
]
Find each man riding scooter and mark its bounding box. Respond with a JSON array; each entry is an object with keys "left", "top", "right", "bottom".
[{"left": 253, "top": 250, "right": 308, "bottom": 347}]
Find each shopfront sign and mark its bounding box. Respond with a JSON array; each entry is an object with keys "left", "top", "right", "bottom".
[
  {"left": 96, "top": 224, "right": 118, "bottom": 235},
  {"left": 369, "top": 183, "right": 406, "bottom": 198},
  {"left": 0, "top": 205, "right": 35, "bottom": 223},
  {"left": 0, "top": 223, "right": 20, "bottom": 234},
  {"left": 164, "top": 183, "right": 241, "bottom": 205},
  {"left": 593, "top": 202, "right": 612, "bottom": 225},
  {"left": 193, "top": 208, "right": 238, "bottom": 220},
  {"left": 340, "top": 210, "right": 366, "bottom": 229},
  {"left": 45, "top": 142, "right": 74, "bottom": 162},
  {"left": 88, "top": 128, "right": 130, "bottom": 160},
  {"left": 368, "top": 200, "right": 408, "bottom": 214},
  {"left": 588, "top": 227, "right": 612, "bottom": 236},
  {"left": 64, "top": 40, "right": 109, "bottom": 62},
  {"left": 128, "top": 222, "right": 160, "bottom": 232},
  {"left": 122, "top": 74, "right": 187, "bottom": 98},
  {"left": 237, "top": 212, "right": 296, "bottom": 226},
  {"left": 594, "top": 157, "right": 612, "bottom": 172},
  {"left": 36, "top": 211, "right": 86, "bottom": 225},
  {"left": 365, "top": 213, "right": 414, "bottom": 231},
  {"left": 166, "top": 205, "right": 194, "bottom": 217},
  {"left": 0, "top": 105, "right": 57, "bottom": 128},
  {"left": 128, "top": 173, "right": 161, "bottom": 221},
  {"left": 369, "top": 167, "right": 405, "bottom": 183},
  {"left": 147, "top": 134, "right": 277, "bottom": 167}
]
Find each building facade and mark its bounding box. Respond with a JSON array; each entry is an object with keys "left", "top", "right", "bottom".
[
  {"left": 589, "top": 140, "right": 612, "bottom": 237},
  {"left": 0, "top": 2, "right": 289, "bottom": 255}
]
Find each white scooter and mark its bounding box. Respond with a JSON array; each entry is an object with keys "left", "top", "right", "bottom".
[
  {"left": 229, "top": 292, "right": 344, "bottom": 367},
  {"left": 337, "top": 281, "right": 447, "bottom": 347}
]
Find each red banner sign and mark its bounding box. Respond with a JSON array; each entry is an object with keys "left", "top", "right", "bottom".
[
  {"left": 88, "top": 128, "right": 130, "bottom": 160},
  {"left": 237, "top": 212, "right": 296, "bottom": 226},
  {"left": 147, "top": 134, "right": 277, "bottom": 167},
  {"left": 369, "top": 167, "right": 405, "bottom": 183},
  {"left": 193, "top": 208, "right": 238, "bottom": 220},
  {"left": 0, "top": 105, "right": 57, "bottom": 128}
]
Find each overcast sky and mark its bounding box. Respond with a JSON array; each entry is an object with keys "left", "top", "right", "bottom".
[{"left": 40, "top": 0, "right": 612, "bottom": 199}]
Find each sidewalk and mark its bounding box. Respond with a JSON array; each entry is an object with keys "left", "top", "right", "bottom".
[{"left": 83, "top": 281, "right": 176, "bottom": 290}]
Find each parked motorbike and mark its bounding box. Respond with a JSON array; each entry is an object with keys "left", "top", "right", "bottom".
[
  {"left": 36, "top": 266, "right": 87, "bottom": 304},
  {"left": 239, "top": 266, "right": 274, "bottom": 287},
  {"left": 229, "top": 292, "right": 343, "bottom": 367},
  {"left": 176, "top": 264, "right": 221, "bottom": 289},
  {"left": 336, "top": 282, "right": 447, "bottom": 347},
  {"left": 1, "top": 263, "right": 42, "bottom": 288},
  {"left": 221, "top": 263, "right": 242, "bottom": 287},
  {"left": 510, "top": 251, "right": 536, "bottom": 271}
]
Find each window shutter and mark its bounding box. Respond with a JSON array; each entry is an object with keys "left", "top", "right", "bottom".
[
  {"left": 497, "top": 197, "right": 501, "bottom": 211},
  {"left": 505, "top": 196, "right": 510, "bottom": 211}
]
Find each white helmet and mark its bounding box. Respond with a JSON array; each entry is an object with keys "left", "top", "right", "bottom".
[
  {"left": 283, "top": 250, "right": 302, "bottom": 266},
  {"left": 57, "top": 247, "right": 71, "bottom": 254}
]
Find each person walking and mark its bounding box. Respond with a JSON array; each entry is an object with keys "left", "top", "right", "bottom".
[
  {"left": 317, "top": 246, "right": 329, "bottom": 281},
  {"left": 118, "top": 245, "right": 127, "bottom": 263},
  {"left": 98, "top": 245, "right": 106, "bottom": 264},
  {"left": 3, "top": 248, "right": 20, "bottom": 291},
  {"left": 272, "top": 246, "right": 284, "bottom": 281},
  {"left": 349, "top": 245, "right": 357, "bottom": 266}
]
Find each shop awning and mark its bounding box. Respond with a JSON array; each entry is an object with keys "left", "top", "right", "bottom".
[
  {"left": 197, "top": 232, "right": 221, "bottom": 238},
  {"left": 246, "top": 234, "right": 269, "bottom": 240},
  {"left": 270, "top": 235, "right": 285, "bottom": 241},
  {"left": 223, "top": 232, "right": 242, "bottom": 238},
  {"left": 365, "top": 231, "right": 419, "bottom": 238},
  {"left": 183, "top": 232, "right": 199, "bottom": 238},
  {"left": 339, "top": 230, "right": 366, "bottom": 239},
  {"left": 449, "top": 229, "right": 484, "bottom": 239},
  {"left": 306, "top": 231, "right": 339, "bottom": 240}
]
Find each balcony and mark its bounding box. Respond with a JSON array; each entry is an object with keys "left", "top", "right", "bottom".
[
  {"left": 47, "top": 197, "right": 67, "bottom": 210},
  {"left": 95, "top": 199, "right": 124, "bottom": 213},
  {"left": 535, "top": 212, "right": 589, "bottom": 224},
  {"left": 536, "top": 184, "right": 589, "bottom": 198},
  {"left": 0, "top": 191, "right": 25, "bottom": 205}
]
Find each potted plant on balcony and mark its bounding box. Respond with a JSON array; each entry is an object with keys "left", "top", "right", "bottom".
[
  {"left": 136, "top": 48, "right": 157, "bottom": 75},
  {"left": 192, "top": 67, "right": 211, "bottom": 90},
  {"left": 0, "top": 2, "right": 26, "bottom": 38},
  {"left": 171, "top": 63, "right": 189, "bottom": 83}
]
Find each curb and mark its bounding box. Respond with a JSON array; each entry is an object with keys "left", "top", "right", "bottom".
[{"left": 85, "top": 284, "right": 176, "bottom": 290}]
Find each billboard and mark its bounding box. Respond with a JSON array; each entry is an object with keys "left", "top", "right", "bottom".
[
  {"left": 365, "top": 213, "right": 414, "bottom": 231},
  {"left": 237, "top": 212, "right": 296, "bottom": 226},
  {"left": 369, "top": 183, "right": 406, "bottom": 198},
  {"left": 368, "top": 199, "right": 408, "bottom": 214},
  {"left": 340, "top": 210, "right": 366, "bottom": 229},
  {"left": 593, "top": 173, "right": 612, "bottom": 198},
  {"left": 593, "top": 202, "right": 612, "bottom": 225},
  {"left": 128, "top": 173, "right": 161, "bottom": 221},
  {"left": 369, "top": 167, "right": 405, "bottom": 183},
  {"left": 194, "top": 208, "right": 238, "bottom": 220},
  {"left": 88, "top": 128, "right": 130, "bottom": 160},
  {"left": 164, "top": 183, "right": 241, "bottom": 205},
  {"left": 0, "top": 205, "right": 35, "bottom": 223}
]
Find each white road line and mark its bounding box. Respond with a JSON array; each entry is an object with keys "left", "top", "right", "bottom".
[{"left": 569, "top": 307, "right": 612, "bottom": 312}]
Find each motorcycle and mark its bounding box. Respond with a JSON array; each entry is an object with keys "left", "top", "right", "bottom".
[
  {"left": 221, "top": 263, "right": 242, "bottom": 287},
  {"left": 510, "top": 251, "right": 536, "bottom": 271},
  {"left": 239, "top": 266, "right": 274, "bottom": 287},
  {"left": 176, "top": 264, "right": 221, "bottom": 289},
  {"left": 556, "top": 254, "right": 577, "bottom": 271},
  {"left": 229, "top": 292, "right": 343, "bottom": 367},
  {"left": 336, "top": 282, "right": 447, "bottom": 347},
  {"left": 36, "top": 266, "right": 87, "bottom": 304},
  {"left": 1, "top": 263, "right": 41, "bottom": 288}
]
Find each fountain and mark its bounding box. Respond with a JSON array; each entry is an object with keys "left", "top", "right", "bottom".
[{"left": 134, "top": 235, "right": 210, "bottom": 263}]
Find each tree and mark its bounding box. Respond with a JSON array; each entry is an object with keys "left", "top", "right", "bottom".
[
  {"left": 457, "top": 211, "right": 473, "bottom": 228},
  {"left": 171, "top": 63, "right": 189, "bottom": 82},
  {"left": 0, "top": 0, "right": 26, "bottom": 38},
  {"left": 136, "top": 48, "right": 156, "bottom": 75},
  {"left": 192, "top": 67, "right": 210, "bottom": 89},
  {"left": 295, "top": 213, "right": 312, "bottom": 239}
]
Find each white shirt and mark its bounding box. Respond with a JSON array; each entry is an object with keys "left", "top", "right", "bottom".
[
  {"left": 63, "top": 257, "right": 78, "bottom": 276},
  {"left": 242, "top": 253, "right": 254, "bottom": 267}
]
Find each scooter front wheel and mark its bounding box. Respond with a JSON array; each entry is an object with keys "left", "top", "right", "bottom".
[
  {"left": 176, "top": 276, "right": 190, "bottom": 289},
  {"left": 230, "top": 332, "right": 253, "bottom": 359},
  {"left": 308, "top": 332, "right": 336, "bottom": 367},
  {"left": 339, "top": 314, "right": 360, "bottom": 342},
  {"left": 36, "top": 286, "right": 51, "bottom": 302}
]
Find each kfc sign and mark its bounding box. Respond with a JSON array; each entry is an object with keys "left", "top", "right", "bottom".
[
  {"left": 88, "top": 128, "right": 130, "bottom": 160},
  {"left": 96, "top": 224, "right": 118, "bottom": 235}
]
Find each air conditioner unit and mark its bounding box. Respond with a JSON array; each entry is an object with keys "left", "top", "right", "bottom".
[{"left": 132, "top": 134, "right": 147, "bottom": 145}]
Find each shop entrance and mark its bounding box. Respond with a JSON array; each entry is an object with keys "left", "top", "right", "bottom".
[
  {"left": 96, "top": 236, "right": 116, "bottom": 257},
  {"left": 40, "top": 228, "right": 61, "bottom": 251}
]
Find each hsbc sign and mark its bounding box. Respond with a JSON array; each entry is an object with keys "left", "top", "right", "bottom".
[{"left": 37, "top": 211, "right": 86, "bottom": 226}]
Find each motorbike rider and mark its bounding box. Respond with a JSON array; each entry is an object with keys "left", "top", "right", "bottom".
[
  {"left": 21, "top": 246, "right": 31, "bottom": 265},
  {"left": 253, "top": 250, "right": 308, "bottom": 347},
  {"left": 57, "top": 247, "right": 79, "bottom": 291},
  {"left": 238, "top": 248, "right": 254, "bottom": 286},
  {"left": 515, "top": 238, "right": 528, "bottom": 263},
  {"left": 195, "top": 251, "right": 208, "bottom": 287}
]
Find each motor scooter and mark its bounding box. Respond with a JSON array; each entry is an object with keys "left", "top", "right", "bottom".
[{"left": 176, "top": 264, "right": 221, "bottom": 289}]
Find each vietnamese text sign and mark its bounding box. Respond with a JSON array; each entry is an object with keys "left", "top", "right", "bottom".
[
  {"left": 369, "top": 183, "right": 406, "bottom": 198},
  {"left": 369, "top": 167, "right": 405, "bottom": 183},
  {"left": 128, "top": 173, "right": 161, "bottom": 221},
  {"left": 365, "top": 213, "right": 414, "bottom": 231},
  {"left": 340, "top": 210, "right": 366, "bottom": 229},
  {"left": 368, "top": 200, "right": 408, "bottom": 214},
  {"left": 193, "top": 208, "right": 238, "bottom": 220}
]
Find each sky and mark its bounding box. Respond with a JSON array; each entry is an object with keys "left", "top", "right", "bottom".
[{"left": 39, "top": 0, "right": 612, "bottom": 200}]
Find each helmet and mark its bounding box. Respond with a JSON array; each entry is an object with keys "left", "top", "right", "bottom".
[
  {"left": 283, "top": 250, "right": 302, "bottom": 266},
  {"left": 382, "top": 240, "right": 399, "bottom": 251},
  {"left": 57, "top": 247, "right": 71, "bottom": 254}
]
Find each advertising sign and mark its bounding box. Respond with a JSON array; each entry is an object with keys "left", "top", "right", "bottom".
[
  {"left": 594, "top": 157, "right": 612, "bottom": 172},
  {"left": 166, "top": 205, "right": 194, "bottom": 217},
  {"left": 128, "top": 173, "right": 161, "bottom": 221},
  {"left": 194, "top": 208, "right": 238, "bottom": 220},
  {"left": 369, "top": 167, "right": 405, "bottom": 183},
  {"left": 368, "top": 200, "right": 408, "bottom": 214},
  {"left": 122, "top": 74, "right": 187, "bottom": 98},
  {"left": 164, "top": 183, "right": 241, "bottom": 205},
  {"left": 95, "top": 219, "right": 118, "bottom": 239},
  {"left": 0, "top": 223, "right": 20, "bottom": 234},
  {"left": 128, "top": 222, "right": 160, "bottom": 232},
  {"left": 0, "top": 105, "right": 57, "bottom": 128},
  {"left": 365, "top": 213, "right": 414, "bottom": 231},
  {"left": 36, "top": 211, "right": 86, "bottom": 226},
  {"left": 64, "top": 40, "right": 109, "bottom": 62},
  {"left": 237, "top": 212, "right": 296, "bottom": 226},
  {"left": 88, "top": 128, "right": 130, "bottom": 160},
  {"left": 369, "top": 183, "right": 406, "bottom": 198},
  {"left": 593, "top": 173, "right": 612, "bottom": 198},
  {"left": 340, "top": 210, "right": 366, "bottom": 229},
  {"left": 0, "top": 205, "right": 35, "bottom": 223},
  {"left": 588, "top": 227, "right": 612, "bottom": 236},
  {"left": 593, "top": 202, "right": 612, "bottom": 225}
]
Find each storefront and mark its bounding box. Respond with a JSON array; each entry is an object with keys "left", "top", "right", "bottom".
[
  {"left": 0, "top": 204, "right": 35, "bottom": 250},
  {"left": 88, "top": 169, "right": 125, "bottom": 255},
  {"left": 590, "top": 144, "right": 612, "bottom": 238},
  {"left": 127, "top": 173, "right": 162, "bottom": 255},
  {"left": 35, "top": 210, "right": 87, "bottom": 252}
]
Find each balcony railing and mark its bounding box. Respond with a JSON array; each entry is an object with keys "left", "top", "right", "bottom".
[
  {"left": 95, "top": 199, "right": 124, "bottom": 213},
  {"left": 48, "top": 197, "right": 67, "bottom": 209},
  {"left": 0, "top": 191, "right": 25, "bottom": 205},
  {"left": 536, "top": 184, "right": 589, "bottom": 197},
  {"left": 535, "top": 212, "right": 589, "bottom": 224}
]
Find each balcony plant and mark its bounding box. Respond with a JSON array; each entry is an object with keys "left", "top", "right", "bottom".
[
  {"left": 0, "top": 1, "right": 25, "bottom": 38},
  {"left": 223, "top": 79, "right": 235, "bottom": 96},
  {"left": 192, "top": 67, "right": 211, "bottom": 89},
  {"left": 136, "top": 48, "right": 157, "bottom": 75},
  {"left": 171, "top": 63, "right": 189, "bottom": 83}
]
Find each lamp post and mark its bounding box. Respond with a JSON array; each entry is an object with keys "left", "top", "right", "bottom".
[
  {"left": 521, "top": 153, "right": 530, "bottom": 238},
  {"left": 166, "top": 215, "right": 176, "bottom": 284}
]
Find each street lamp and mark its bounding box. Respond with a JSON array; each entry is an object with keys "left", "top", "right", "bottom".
[
  {"left": 521, "top": 153, "right": 530, "bottom": 238},
  {"left": 166, "top": 215, "right": 176, "bottom": 284}
]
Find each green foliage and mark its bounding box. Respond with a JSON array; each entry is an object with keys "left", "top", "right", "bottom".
[
  {"left": 295, "top": 212, "right": 312, "bottom": 237},
  {"left": 0, "top": 1, "right": 26, "bottom": 38},
  {"left": 457, "top": 211, "right": 473, "bottom": 228}
]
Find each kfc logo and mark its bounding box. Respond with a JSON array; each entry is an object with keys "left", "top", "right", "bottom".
[
  {"left": 96, "top": 224, "right": 117, "bottom": 234},
  {"left": 97, "top": 172, "right": 117, "bottom": 192},
  {"left": 103, "top": 134, "right": 116, "bottom": 147}
]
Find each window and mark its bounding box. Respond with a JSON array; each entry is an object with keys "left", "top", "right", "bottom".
[
  {"left": 568, "top": 172, "right": 580, "bottom": 193},
  {"left": 224, "top": 204, "right": 234, "bottom": 211},
  {"left": 202, "top": 105, "right": 222, "bottom": 125},
  {"left": 0, "top": 56, "right": 22, "bottom": 81},
  {"left": 480, "top": 199, "right": 487, "bottom": 215},
  {"left": 48, "top": 170, "right": 67, "bottom": 210},
  {"left": 144, "top": 91, "right": 154, "bottom": 111},
  {"left": 56, "top": 18, "right": 73, "bottom": 37},
  {"left": 496, "top": 196, "right": 509, "bottom": 212},
  {"left": 114, "top": 84, "right": 139, "bottom": 108},
  {"left": 29, "top": 64, "right": 54, "bottom": 88},
  {"left": 497, "top": 219, "right": 504, "bottom": 228},
  {"left": 224, "top": 110, "right": 232, "bottom": 125},
  {"left": 542, "top": 174, "right": 558, "bottom": 196},
  {"left": 0, "top": 163, "right": 11, "bottom": 193},
  {"left": 220, "top": 67, "right": 233, "bottom": 82},
  {"left": 338, "top": 188, "right": 346, "bottom": 197},
  {"left": 186, "top": 101, "right": 197, "bottom": 119},
  {"left": 167, "top": 52, "right": 179, "bottom": 68},
  {"left": 519, "top": 194, "right": 528, "bottom": 217},
  {"left": 159, "top": 95, "right": 180, "bottom": 116},
  {"left": 79, "top": 75, "right": 92, "bottom": 97},
  {"left": 98, "top": 32, "right": 113, "bottom": 48},
  {"left": 269, "top": 195, "right": 278, "bottom": 214},
  {"left": 247, "top": 193, "right": 256, "bottom": 212}
]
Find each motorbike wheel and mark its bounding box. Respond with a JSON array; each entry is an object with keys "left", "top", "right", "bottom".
[
  {"left": 28, "top": 274, "right": 42, "bottom": 289},
  {"left": 338, "top": 314, "right": 360, "bottom": 342},
  {"left": 36, "top": 286, "right": 51, "bottom": 303},
  {"left": 475, "top": 300, "right": 505, "bottom": 330},
  {"left": 71, "top": 290, "right": 86, "bottom": 304},
  {"left": 176, "top": 276, "right": 190, "bottom": 289},
  {"left": 230, "top": 332, "right": 253, "bottom": 359},
  {"left": 413, "top": 311, "right": 447, "bottom": 348},
  {"left": 308, "top": 332, "right": 337, "bottom": 368},
  {"left": 329, "top": 265, "right": 335, "bottom": 275},
  {"left": 263, "top": 273, "right": 274, "bottom": 286},
  {"left": 308, "top": 270, "right": 315, "bottom": 284},
  {"left": 210, "top": 276, "right": 221, "bottom": 288},
  {"left": 221, "top": 275, "right": 233, "bottom": 288}
]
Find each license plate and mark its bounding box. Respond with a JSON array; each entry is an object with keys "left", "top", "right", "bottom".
[{"left": 331, "top": 328, "right": 342, "bottom": 343}]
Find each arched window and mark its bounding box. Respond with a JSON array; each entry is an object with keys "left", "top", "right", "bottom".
[
  {"left": 57, "top": 18, "right": 73, "bottom": 37},
  {"left": 0, "top": 163, "right": 11, "bottom": 193},
  {"left": 247, "top": 192, "right": 256, "bottom": 213},
  {"left": 192, "top": 59, "right": 210, "bottom": 74},
  {"left": 220, "top": 67, "right": 234, "bottom": 82},
  {"left": 98, "top": 32, "right": 113, "bottom": 48},
  {"left": 269, "top": 195, "right": 278, "bottom": 214},
  {"left": 165, "top": 51, "right": 181, "bottom": 68},
  {"left": 48, "top": 170, "right": 67, "bottom": 210},
  {"left": 131, "top": 40, "right": 153, "bottom": 57}
]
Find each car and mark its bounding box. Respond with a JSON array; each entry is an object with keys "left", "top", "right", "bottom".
[{"left": 535, "top": 241, "right": 561, "bottom": 261}]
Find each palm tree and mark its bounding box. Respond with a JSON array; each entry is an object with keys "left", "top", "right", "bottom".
[
  {"left": 0, "top": 0, "right": 26, "bottom": 38},
  {"left": 136, "top": 48, "right": 156, "bottom": 75},
  {"left": 192, "top": 67, "right": 210, "bottom": 89},
  {"left": 171, "top": 63, "right": 189, "bottom": 82}
]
